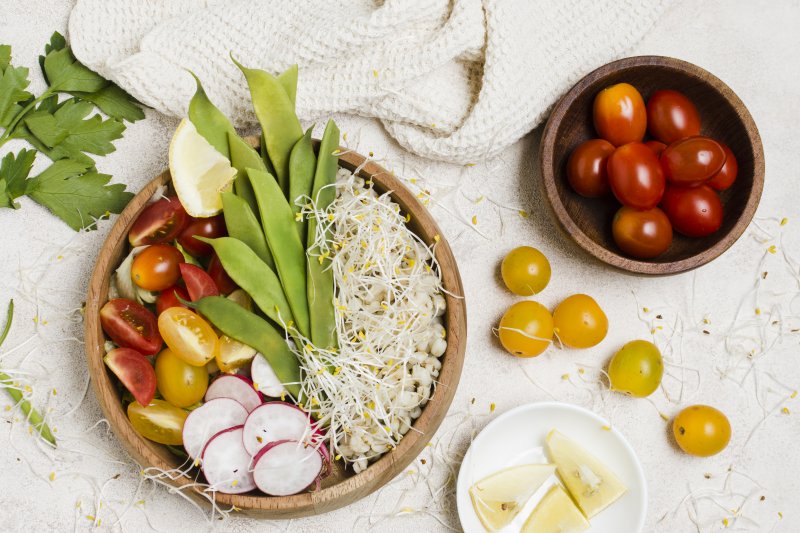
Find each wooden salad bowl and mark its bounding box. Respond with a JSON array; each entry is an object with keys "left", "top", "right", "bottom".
[
  {"left": 540, "top": 56, "right": 764, "bottom": 275},
  {"left": 84, "top": 140, "right": 467, "bottom": 517}
]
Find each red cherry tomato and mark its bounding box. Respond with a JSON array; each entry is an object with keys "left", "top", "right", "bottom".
[
  {"left": 156, "top": 285, "right": 190, "bottom": 315},
  {"left": 612, "top": 206, "right": 673, "bottom": 259},
  {"left": 706, "top": 142, "right": 738, "bottom": 191},
  {"left": 607, "top": 142, "right": 665, "bottom": 209},
  {"left": 660, "top": 136, "right": 726, "bottom": 186},
  {"left": 131, "top": 244, "right": 185, "bottom": 292},
  {"left": 660, "top": 185, "right": 723, "bottom": 237},
  {"left": 179, "top": 263, "right": 220, "bottom": 301},
  {"left": 566, "top": 139, "right": 615, "bottom": 197},
  {"left": 644, "top": 140, "right": 667, "bottom": 157},
  {"left": 177, "top": 215, "right": 227, "bottom": 257},
  {"left": 208, "top": 254, "right": 239, "bottom": 295},
  {"left": 129, "top": 197, "right": 187, "bottom": 247},
  {"left": 104, "top": 347, "right": 157, "bottom": 406},
  {"left": 646, "top": 89, "right": 701, "bottom": 144},
  {"left": 100, "top": 298, "right": 162, "bottom": 355},
  {"left": 593, "top": 83, "right": 647, "bottom": 146}
]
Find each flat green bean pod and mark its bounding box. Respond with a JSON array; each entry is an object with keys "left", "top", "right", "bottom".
[
  {"left": 306, "top": 119, "right": 340, "bottom": 350},
  {"left": 193, "top": 296, "right": 301, "bottom": 398},
  {"left": 228, "top": 131, "right": 264, "bottom": 215},
  {"left": 197, "top": 236, "right": 290, "bottom": 325},
  {"left": 277, "top": 65, "right": 298, "bottom": 107},
  {"left": 249, "top": 167, "right": 310, "bottom": 337},
  {"left": 288, "top": 127, "right": 316, "bottom": 243},
  {"left": 187, "top": 71, "right": 235, "bottom": 159},
  {"left": 221, "top": 191, "right": 274, "bottom": 269}
]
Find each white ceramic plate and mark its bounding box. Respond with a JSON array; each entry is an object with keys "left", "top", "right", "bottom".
[{"left": 457, "top": 402, "right": 647, "bottom": 533}]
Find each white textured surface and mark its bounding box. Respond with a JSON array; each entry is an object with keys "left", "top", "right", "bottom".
[{"left": 1, "top": 1, "right": 800, "bottom": 532}]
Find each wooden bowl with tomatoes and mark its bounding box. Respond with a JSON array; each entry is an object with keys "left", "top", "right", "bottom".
[{"left": 540, "top": 55, "right": 764, "bottom": 275}]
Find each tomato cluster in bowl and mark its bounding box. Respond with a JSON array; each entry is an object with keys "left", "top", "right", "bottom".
[{"left": 566, "top": 83, "right": 738, "bottom": 259}]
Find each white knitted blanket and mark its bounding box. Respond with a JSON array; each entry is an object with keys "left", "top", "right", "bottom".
[{"left": 68, "top": 0, "right": 666, "bottom": 164}]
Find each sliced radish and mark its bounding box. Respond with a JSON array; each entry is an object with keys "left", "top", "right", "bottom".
[
  {"left": 252, "top": 439, "right": 324, "bottom": 496},
  {"left": 205, "top": 374, "right": 262, "bottom": 412},
  {"left": 201, "top": 425, "right": 256, "bottom": 494},
  {"left": 242, "top": 402, "right": 314, "bottom": 456},
  {"left": 182, "top": 398, "right": 248, "bottom": 459},
  {"left": 251, "top": 353, "right": 287, "bottom": 398}
]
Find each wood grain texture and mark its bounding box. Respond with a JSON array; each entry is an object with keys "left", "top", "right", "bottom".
[
  {"left": 540, "top": 56, "right": 764, "bottom": 275},
  {"left": 84, "top": 140, "right": 467, "bottom": 517}
]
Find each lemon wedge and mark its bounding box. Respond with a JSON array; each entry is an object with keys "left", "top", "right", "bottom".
[
  {"left": 521, "top": 485, "right": 590, "bottom": 533},
  {"left": 469, "top": 463, "right": 555, "bottom": 532},
  {"left": 168, "top": 118, "right": 236, "bottom": 217},
  {"left": 546, "top": 429, "right": 627, "bottom": 519}
]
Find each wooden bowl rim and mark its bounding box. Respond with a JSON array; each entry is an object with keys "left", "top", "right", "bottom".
[
  {"left": 540, "top": 55, "right": 765, "bottom": 275},
  {"left": 83, "top": 141, "right": 467, "bottom": 517}
]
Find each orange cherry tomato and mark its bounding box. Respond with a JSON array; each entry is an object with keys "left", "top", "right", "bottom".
[
  {"left": 612, "top": 206, "right": 673, "bottom": 259},
  {"left": 607, "top": 142, "right": 665, "bottom": 209},
  {"left": 646, "top": 89, "right": 701, "bottom": 144},
  {"left": 660, "top": 136, "right": 726, "bottom": 186},
  {"left": 566, "top": 139, "right": 615, "bottom": 197},
  {"left": 644, "top": 140, "right": 667, "bottom": 157},
  {"left": 498, "top": 301, "right": 553, "bottom": 358},
  {"left": 131, "top": 244, "right": 184, "bottom": 292},
  {"left": 593, "top": 83, "right": 647, "bottom": 146},
  {"left": 157, "top": 307, "right": 219, "bottom": 367},
  {"left": 660, "top": 185, "right": 723, "bottom": 238},
  {"left": 672, "top": 405, "right": 731, "bottom": 457},
  {"left": 706, "top": 142, "right": 738, "bottom": 191}
]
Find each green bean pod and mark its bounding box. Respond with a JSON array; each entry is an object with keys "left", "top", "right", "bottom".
[
  {"left": 288, "top": 127, "right": 316, "bottom": 243},
  {"left": 193, "top": 296, "right": 301, "bottom": 398},
  {"left": 306, "top": 119, "right": 340, "bottom": 350},
  {"left": 187, "top": 71, "right": 235, "bottom": 159},
  {"left": 228, "top": 131, "right": 265, "bottom": 215},
  {"left": 232, "top": 57, "right": 302, "bottom": 193},
  {"left": 220, "top": 191, "right": 275, "bottom": 269},
  {"left": 277, "top": 65, "right": 298, "bottom": 108},
  {"left": 196, "top": 236, "right": 290, "bottom": 325},
  {"left": 248, "top": 167, "right": 310, "bottom": 337}
]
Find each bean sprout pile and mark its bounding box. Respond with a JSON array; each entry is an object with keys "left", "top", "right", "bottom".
[{"left": 295, "top": 168, "right": 447, "bottom": 472}]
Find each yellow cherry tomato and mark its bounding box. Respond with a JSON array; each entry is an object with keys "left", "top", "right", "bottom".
[
  {"left": 608, "top": 340, "right": 663, "bottom": 397},
  {"left": 500, "top": 246, "right": 551, "bottom": 296},
  {"left": 155, "top": 348, "right": 209, "bottom": 407},
  {"left": 498, "top": 301, "right": 553, "bottom": 357},
  {"left": 552, "top": 294, "right": 608, "bottom": 348},
  {"left": 127, "top": 399, "right": 188, "bottom": 445},
  {"left": 157, "top": 307, "right": 219, "bottom": 367},
  {"left": 672, "top": 405, "right": 731, "bottom": 457}
]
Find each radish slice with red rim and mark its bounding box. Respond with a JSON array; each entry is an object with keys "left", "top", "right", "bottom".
[
  {"left": 252, "top": 439, "right": 325, "bottom": 496},
  {"left": 182, "top": 398, "right": 248, "bottom": 459},
  {"left": 201, "top": 425, "right": 256, "bottom": 494},
  {"left": 205, "top": 374, "right": 262, "bottom": 412},
  {"left": 251, "top": 353, "right": 287, "bottom": 398},
  {"left": 242, "top": 402, "right": 316, "bottom": 457}
]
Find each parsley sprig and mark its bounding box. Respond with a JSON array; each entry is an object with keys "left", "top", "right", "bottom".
[{"left": 0, "top": 32, "right": 143, "bottom": 230}]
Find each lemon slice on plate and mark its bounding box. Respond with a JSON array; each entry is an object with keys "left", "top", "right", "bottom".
[
  {"left": 522, "top": 484, "right": 590, "bottom": 533},
  {"left": 168, "top": 118, "right": 236, "bottom": 217},
  {"left": 469, "top": 463, "right": 555, "bottom": 532}
]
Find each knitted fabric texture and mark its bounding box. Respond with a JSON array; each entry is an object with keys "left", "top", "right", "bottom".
[{"left": 68, "top": 0, "right": 666, "bottom": 164}]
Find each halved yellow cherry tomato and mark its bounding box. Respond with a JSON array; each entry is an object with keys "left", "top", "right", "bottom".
[
  {"left": 155, "top": 348, "right": 208, "bottom": 407},
  {"left": 157, "top": 307, "right": 219, "bottom": 367},
  {"left": 127, "top": 399, "right": 188, "bottom": 445},
  {"left": 216, "top": 335, "right": 257, "bottom": 373}
]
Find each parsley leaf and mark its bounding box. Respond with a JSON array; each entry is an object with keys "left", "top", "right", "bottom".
[
  {"left": 41, "top": 33, "right": 106, "bottom": 94},
  {"left": 0, "top": 45, "right": 32, "bottom": 128},
  {"left": 70, "top": 84, "right": 145, "bottom": 123},
  {"left": 0, "top": 148, "right": 36, "bottom": 206},
  {"left": 26, "top": 159, "right": 133, "bottom": 230}
]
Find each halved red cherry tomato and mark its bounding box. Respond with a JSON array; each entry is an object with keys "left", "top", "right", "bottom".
[
  {"left": 179, "top": 263, "right": 220, "bottom": 301},
  {"left": 208, "top": 253, "right": 239, "bottom": 295},
  {"left": 706, "top": 142, "right": 738, "bottom": 191},
  {"left": 646, "top": 89, "right": 701, "bottom": 144},
  {"left": 607, "top": 142, "right": 665, "bottom": 209},
  {"left": 129, "top": 197, "right": 187, "bottom": 247},
  {"left": 593, "top": 83, "right": 647, "bottom": 146},
  {"left": 156, "top": 285, "right": 190, "bottom": 315},
  {"left": 100, "top": 299, "right": 162, "bottom": 355},
  {"left": 566, "top": 139, "right": 615, "bottom": 197},
  {"left": 612, "top": 206, "right": 673, "bottom": 259},
  {"left": 104, "top": 347, "right": 156, "bottom": 406},
  {"left": 660, "top": 136, "right": 726, "bottom": 186},
  {"left": 131, "top": 244, "right": 185, "bottom": 292},
  {"left": 644, "top": 140, "right": 667, "bottom": 157},
  {"left": 177, "top": 215, "right": 227, "bottom": 257},
  {"left": 660, "top": 185, "right": 723, "bottom": 237}
]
